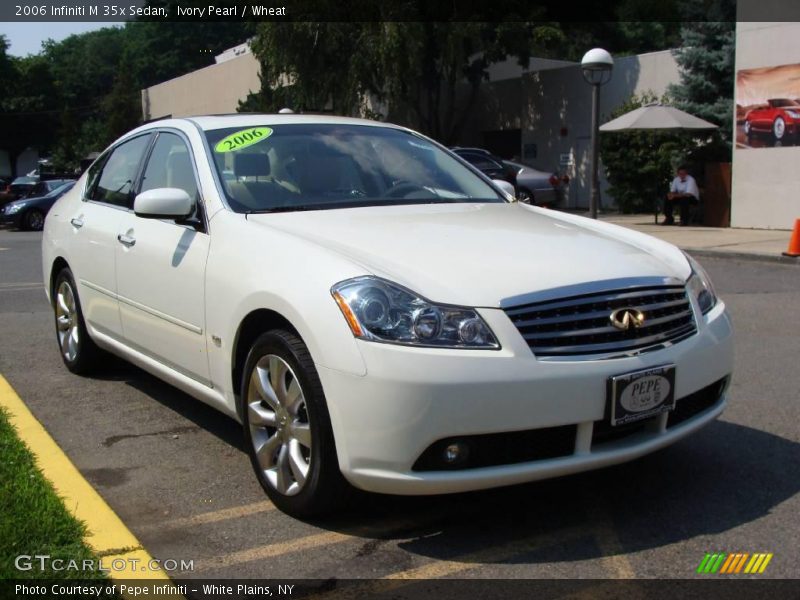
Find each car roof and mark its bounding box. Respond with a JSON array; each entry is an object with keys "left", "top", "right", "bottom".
[{"left": 139, "top": 114, "right": 410, "bottom": 133}]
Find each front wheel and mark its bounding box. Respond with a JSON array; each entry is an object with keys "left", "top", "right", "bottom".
[
  {"left": 743, "top": 120, "right": 752, "bottom": 137},
  {"left": 773, "top": 117, "right": 786, "bottom": 140},
  {"left": 22, "top": 209, "right": 45, "bottom": 231},
  {"left": 241, "top": 329, "right": 351, "bottom": 517},
  {"left": 53, "top": 268, "right": 103, "bottom": 374}
]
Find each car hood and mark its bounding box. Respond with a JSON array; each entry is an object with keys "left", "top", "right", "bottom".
[{"left": 247, "top": 202, "right": 691, "bottom": 307}]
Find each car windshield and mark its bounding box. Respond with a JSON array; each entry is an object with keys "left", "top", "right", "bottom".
[{"left": 204, "top": 124, "right": 505, "bottom": 213}]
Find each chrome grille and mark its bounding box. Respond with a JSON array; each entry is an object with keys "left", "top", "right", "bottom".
[{"left": 505, "top": 284, "right": 697, "bottom": 358}]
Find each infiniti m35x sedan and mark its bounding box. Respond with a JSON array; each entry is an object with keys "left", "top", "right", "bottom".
[{"left": 42, "top": 115, "right": 733, "bottom": 517}]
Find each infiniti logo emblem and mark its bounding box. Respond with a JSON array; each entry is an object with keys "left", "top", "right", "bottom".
[{"left": 609, "top": 308, "right": 646, "bottom": 331}]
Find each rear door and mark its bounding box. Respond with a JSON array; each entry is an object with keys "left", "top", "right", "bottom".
[
  {"left": 114, "top": 130, "right": 212, "bottom": 384},
  {"left": 70, "top": 134, "right": 153, "bottom": 339}
]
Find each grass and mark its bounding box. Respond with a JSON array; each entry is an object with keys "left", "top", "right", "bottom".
[{"left": 0, "top": 406, "right": 108, "bottom": 581}]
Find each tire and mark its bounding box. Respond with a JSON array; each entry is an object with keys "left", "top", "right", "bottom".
[
  {"left": 241, "top": 329, "right": 351, "bottom": 517},
  {"left": 22, "top": 209, "right": 45, "bottom": 231},
  {"left": 743, "top": 120, "right": 752, "bottom": 137},
  {"left": 53, "top": 268, "right": 104, "bottom": 374},
  {"left": 773, "top": 117, "right": 786, "bottom": 141},
  {"left": 516, "top": 189, "right": 533, "bottom": 204}
]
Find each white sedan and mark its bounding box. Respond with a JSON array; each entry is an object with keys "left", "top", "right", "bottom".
[{"left": 42, "top": 115, "right": 734, "bottom": 517}]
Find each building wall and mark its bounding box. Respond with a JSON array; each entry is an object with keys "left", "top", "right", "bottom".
[
  {"left": 463, "top": 50, "right": 680, "bottom": 209},
  {"left": 731, "top": 21, "right": 800, "bottom": 230},
  {"left": 141, "top": 51, "right": 261, "bottom": 120}
]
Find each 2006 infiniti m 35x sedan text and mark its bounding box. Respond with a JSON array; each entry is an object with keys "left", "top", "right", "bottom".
[{"left": 42, "top": 115, "right": 733, "bottom": 517}]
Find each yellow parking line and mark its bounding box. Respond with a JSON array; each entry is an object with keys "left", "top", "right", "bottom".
[
  {"left": 143, "top": 500, "right": 275, "bottom": 531},
  {"left": 583, "top": 505, "right": 636, "bottom": 579},
  {"left": 309, "top": 526, "right": 590, "bottom": 599},
  {"left": 205, "top": 531, "right": 352, "bottom": 570},
  {"left": 0, "top": 375, "right": 180, "bottom": 598},
  {"left": 196, "top": 512, "right": 453, "bottom": 572},
  {"left": 0, "top": 283, "right": 43, "bottom": 292}
]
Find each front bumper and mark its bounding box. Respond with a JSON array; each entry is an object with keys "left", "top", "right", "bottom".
[{"left": 318, "top": 301, "right": 734, "bottom": 495}]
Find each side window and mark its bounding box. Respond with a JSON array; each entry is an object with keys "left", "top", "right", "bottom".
[
  {"left": 84, "top": 154, "right": 108, "bottom": 199},
  {"left": 140, "top": 132, "right": 199, "bottom": 201},
  {"left": 90, "top": 135, "right": 152, "bottom": 208}
]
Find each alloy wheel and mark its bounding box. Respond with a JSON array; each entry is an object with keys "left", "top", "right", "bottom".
[
  {"left": 55, "top": 281, "right": 79, "bottom": 362},
  {"left": 774, "top": 117, "right": 785, "bottom": 140},
  {"left": 27, "top": 210, "right": 44, "bottom": 231},
  {"left": 246, "top": 354, "right": 312, "bottom": 496}
]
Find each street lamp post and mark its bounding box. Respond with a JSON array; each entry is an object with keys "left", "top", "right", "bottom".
[{"left": 581, "top": 48, "right": 614, "bottom": 219}]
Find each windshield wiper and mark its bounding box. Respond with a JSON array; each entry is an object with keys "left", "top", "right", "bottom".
[{"left": 246, "top": 205, "right": 327, "bottom": 214}]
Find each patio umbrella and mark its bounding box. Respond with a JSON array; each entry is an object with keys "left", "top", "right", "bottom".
[
  {"left": 599, "top": 102, "right": 719, "bottom": 132},
  {"left": 599, "top": 103, "right": 718, "bottom": 222}
]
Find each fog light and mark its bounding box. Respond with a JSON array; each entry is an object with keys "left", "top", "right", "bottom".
[{"left": 443, "top": 442, "right": 469, "bottom": 465}]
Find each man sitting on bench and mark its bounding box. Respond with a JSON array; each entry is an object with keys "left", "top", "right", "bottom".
[{"left": 663, "top": 165, "right": 699, "bottom": 226}]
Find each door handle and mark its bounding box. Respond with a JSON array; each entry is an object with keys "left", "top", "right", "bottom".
[
  {"left": 117, "top": 234, "right": 136, "bottom": 248},
  {"left": 70, "top": 217, "right": 84, "bottom": 228}
]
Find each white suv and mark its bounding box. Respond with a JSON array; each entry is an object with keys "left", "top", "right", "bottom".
[{"left": 42, "top": 115, "right": 734, "bottom": 517}]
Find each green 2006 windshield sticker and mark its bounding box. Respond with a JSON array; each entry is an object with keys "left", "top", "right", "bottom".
[{"left": 214, "top": 127, "right": 273, "bottom": 153}]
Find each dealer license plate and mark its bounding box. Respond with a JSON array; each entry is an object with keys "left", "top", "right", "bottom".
[{"left": 608, "top": 365, "right": 676, "bottom": 426}]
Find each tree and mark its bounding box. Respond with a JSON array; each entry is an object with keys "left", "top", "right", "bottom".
[
  {"left": 242, "top": 23, "right": 379, "bottom": 117},
  {"left": 668, "top": 0, "right": 736, "bottom": 162},
  {"left": 5, "top": 17, "right": 251, "bottom": 171},
  {"left": 244, "top": 21, "right": 564, "bottom": 144},
  {"left": 0, "top": 51, "right": 58, "bottom": 176}
]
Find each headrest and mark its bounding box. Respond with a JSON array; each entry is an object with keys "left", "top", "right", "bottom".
[{"left": 234, "top": 153, "right": 270, "bottom": 177}]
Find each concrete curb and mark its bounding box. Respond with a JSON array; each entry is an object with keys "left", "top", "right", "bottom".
[{"left": 684, "top": 248, "right": 800, "bottom": 266}]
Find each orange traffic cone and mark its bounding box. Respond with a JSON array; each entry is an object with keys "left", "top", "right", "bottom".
[{"left": 784, "top": 219, "right": 800, "bottom": 257}]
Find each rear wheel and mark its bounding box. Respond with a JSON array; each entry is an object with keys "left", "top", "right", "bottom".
[
  {"left": 53, "top": 268, "right": 103, "bottom": 374},
  {"left": 22, "top": 209, "right": 45, "bottom": 231},
  {"left": 516, "top": 188, "right": 533, "bottom": 204},
  {"left": 241, "top": 329, "right": 350, "bottom": 517}
]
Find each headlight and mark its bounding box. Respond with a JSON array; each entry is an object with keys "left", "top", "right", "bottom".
[
  {"left": 5, "top": 203, "right": 25, "bottom": 214},
  {"left": 785, "top": 110, "right": 800, "bottom": 119},
  {"left": 685, "top": 254, "right": 717, "bottom": 314},
  {"left": 331, "top": 277, "right": 500, "bottom": 349}
]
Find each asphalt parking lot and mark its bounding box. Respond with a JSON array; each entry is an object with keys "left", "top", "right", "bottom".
[{"left": 1, "top": 228, "right": 799, "bottom": 582}]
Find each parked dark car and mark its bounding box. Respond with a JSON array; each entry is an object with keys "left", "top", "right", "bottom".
[
  {"left": 0, "top": 180, "right": 75, "bottom": 231},
  {"left": 450, "top": 147, "right": 518, "bottom": 187},
  {"left": 0, "top": 176, "right": 39, "bottom": 207}
]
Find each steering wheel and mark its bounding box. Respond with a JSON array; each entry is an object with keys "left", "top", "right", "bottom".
[{"left": 384, "top": 181, "right": 430, "bottom": 198}]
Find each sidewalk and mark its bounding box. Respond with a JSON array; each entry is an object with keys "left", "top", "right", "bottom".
[{"left": 598, "top": 214, "right": 797, "bottom": 264}]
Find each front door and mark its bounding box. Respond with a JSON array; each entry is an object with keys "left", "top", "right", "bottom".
[{"left": 115, "top": 131, "right": 211, "bottom": 384}]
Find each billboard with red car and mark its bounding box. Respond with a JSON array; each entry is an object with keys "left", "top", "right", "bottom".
[{"left": 736, "top": 62, "right": 800, "bottom": 148}]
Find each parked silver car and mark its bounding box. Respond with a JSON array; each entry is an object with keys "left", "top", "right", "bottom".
[{"left": 504, "top": 160, "right": 568, "bottom": 207}]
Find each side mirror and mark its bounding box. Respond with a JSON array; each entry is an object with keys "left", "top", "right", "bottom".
[
  {"left": 134, "top": 188, "right": 193, "bottom": 219},
  {"left": 492, "top": 179, "right": 516, "bottom": 202}
]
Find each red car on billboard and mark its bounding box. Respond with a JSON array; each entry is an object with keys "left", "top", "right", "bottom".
[{"left": 744, "top": 98, "right": 800, "bottom": 142}]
